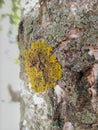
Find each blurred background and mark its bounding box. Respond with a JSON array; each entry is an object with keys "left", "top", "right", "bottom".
[{"left": 0, "top": 1, "right": 21, "bottom": 130}]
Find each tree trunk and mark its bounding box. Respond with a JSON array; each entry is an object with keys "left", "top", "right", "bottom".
[{"left": 18, "top": 0, "right": 98, "bottom": 130}]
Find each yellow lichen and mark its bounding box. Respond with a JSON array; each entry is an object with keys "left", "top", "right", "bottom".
[{"left": 24, "top": 40, "right": 62, "bottom": 93}]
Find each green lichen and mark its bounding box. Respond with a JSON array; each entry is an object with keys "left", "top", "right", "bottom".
[
  {"left": 81, "top": 109, "right": 96, "bottom": 124},
  {"left": 70, "top": 90, "right": 77, "bottom": 106},
  {"left": 75, "top": 109, "right": 96, "bottom": 124},
  {"left": 24, "top": 40, "right": 62, "bottom": 93}
]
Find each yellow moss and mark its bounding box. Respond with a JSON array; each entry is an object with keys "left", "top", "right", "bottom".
[{"left": 24, "top": 40, "right": 62, "bottom": 93}]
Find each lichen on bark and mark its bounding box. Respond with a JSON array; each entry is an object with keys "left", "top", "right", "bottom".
[
  {"left": 18, "top": 0, "right": 98, "bottom": 130},
  {"left": 24, "top": 40, "right": 62, "bottom": 93}
]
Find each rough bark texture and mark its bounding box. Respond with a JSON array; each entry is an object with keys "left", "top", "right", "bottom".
[{"left": 18, "top": 0, "right": 98, "bottom": 130}]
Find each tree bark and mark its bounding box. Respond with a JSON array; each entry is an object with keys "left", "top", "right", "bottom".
[{"left": 18, "top": 0, "right": 98, "bottom": 130}]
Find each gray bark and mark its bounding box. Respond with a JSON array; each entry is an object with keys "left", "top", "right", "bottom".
[{"left": 18, "top": 0, "right": 98, "bottom": 130}]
